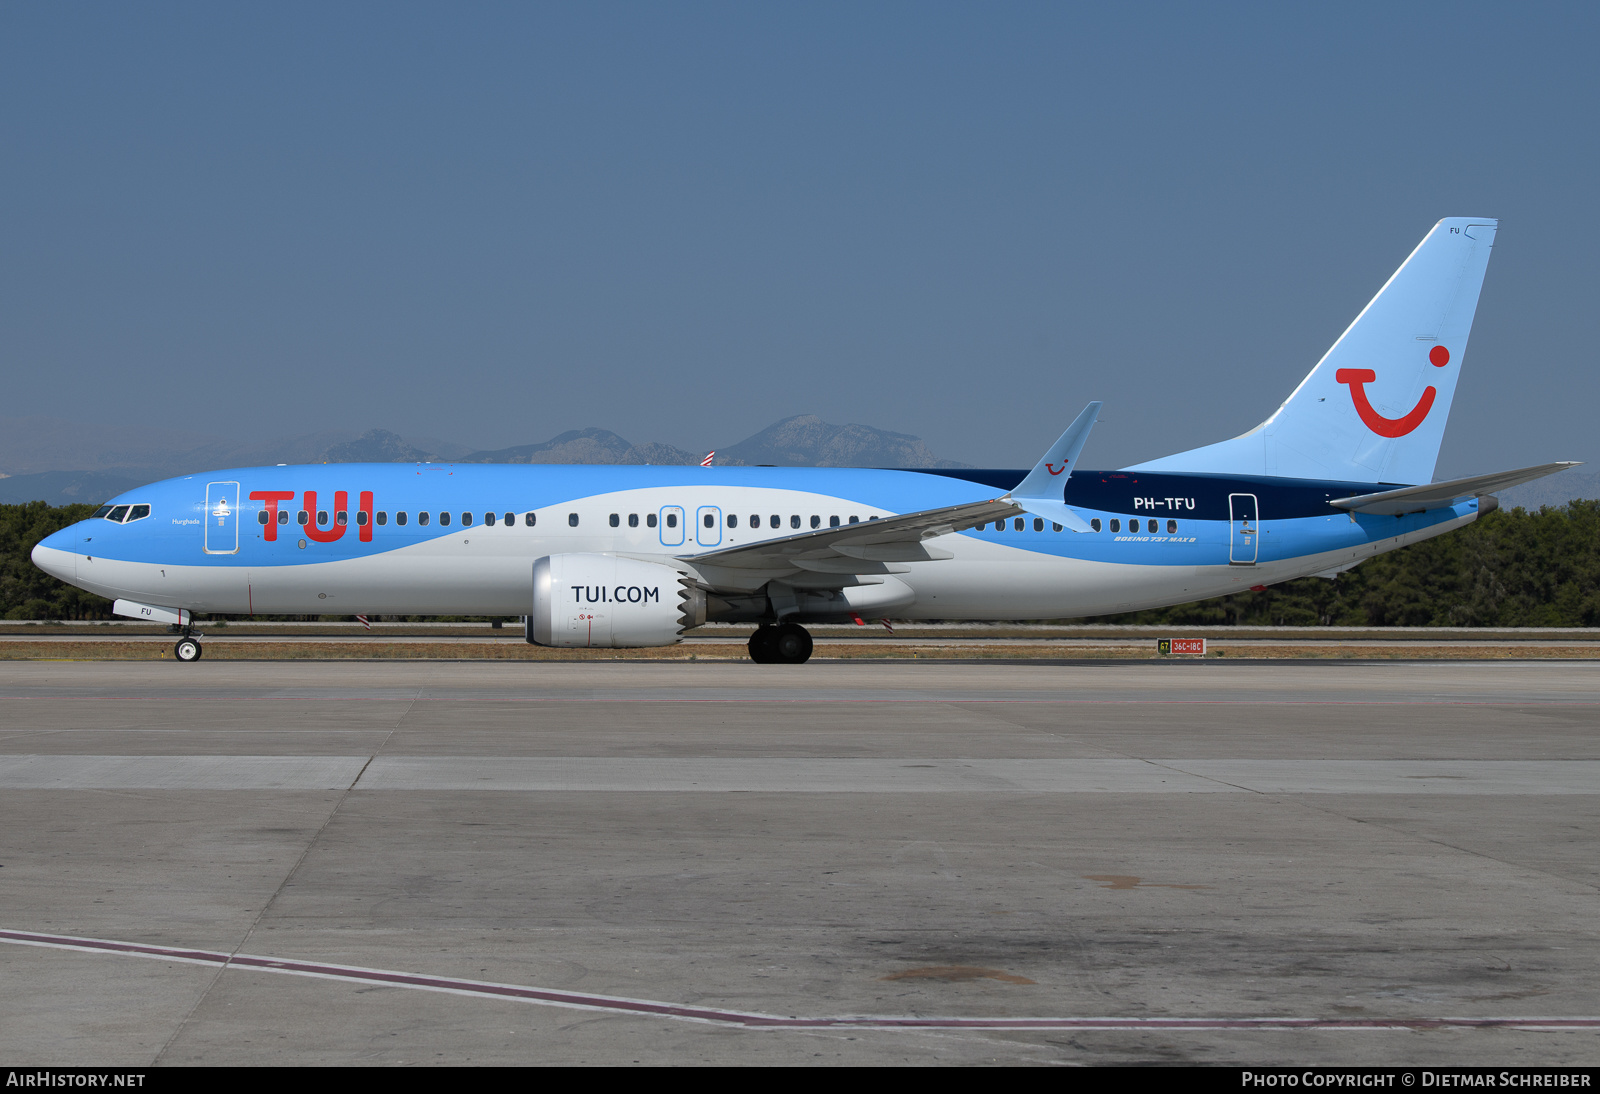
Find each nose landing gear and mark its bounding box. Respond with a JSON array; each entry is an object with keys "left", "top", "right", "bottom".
[
  {"left": 167, "top": 622, "right": 205, "bottom": 663},
  {"left": 747, "top": 623, "right": 813, "bottom": 664}
]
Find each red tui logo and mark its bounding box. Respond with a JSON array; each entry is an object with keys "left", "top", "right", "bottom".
[{"left": 1335, "top": 346, "right": 1450, "bottom": 438}]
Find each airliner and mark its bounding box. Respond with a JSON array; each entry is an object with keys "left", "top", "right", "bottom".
[{"left": 31, "top": 218, "right": 1575, "bottom": 663}]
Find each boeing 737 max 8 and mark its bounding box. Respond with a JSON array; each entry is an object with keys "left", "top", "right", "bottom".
[{"left": 32, "top": 218, "right": 1577, "bottom": 662}]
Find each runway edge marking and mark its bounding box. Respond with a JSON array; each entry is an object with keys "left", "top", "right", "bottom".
[{"left": 4, "top": 928, "right": 1597, "bottom": 1032}]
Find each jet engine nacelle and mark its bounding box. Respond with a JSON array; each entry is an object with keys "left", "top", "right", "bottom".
[{"left": 529, "top": 553, "right": 702, "bottom": 648}]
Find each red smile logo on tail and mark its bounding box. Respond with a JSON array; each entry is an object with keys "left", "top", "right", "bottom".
[{"left": 1335, "top": 345, "right": 1450, "bottom": 438}]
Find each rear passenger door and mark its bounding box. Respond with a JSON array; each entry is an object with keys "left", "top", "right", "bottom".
[{"left": 1228, "top": 493, "right": 1258, "bottom": 565}]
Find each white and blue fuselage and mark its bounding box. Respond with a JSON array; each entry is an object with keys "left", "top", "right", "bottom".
[{"left": 32, "top": 462, "right": 1480, "bottom": 621}]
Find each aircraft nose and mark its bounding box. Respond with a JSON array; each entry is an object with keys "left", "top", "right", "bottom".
[{"left": 31, "top": 526, "right": 78, "bottom": 582}]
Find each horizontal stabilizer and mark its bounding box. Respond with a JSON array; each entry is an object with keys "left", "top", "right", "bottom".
[
  {"left": 1330, "top": 462, "right": 1581, "bottom": 516},
  {"left": 1013, "top": 402, "right": 1102, "bottom": 500}
]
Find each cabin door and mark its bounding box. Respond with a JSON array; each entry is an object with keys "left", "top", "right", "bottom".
[
  {"left": 205, "top": 481, "right": 241, "bottom": 555},
  {"left": 1228, "top": 493, "right": 1258, "bottom": 564}
]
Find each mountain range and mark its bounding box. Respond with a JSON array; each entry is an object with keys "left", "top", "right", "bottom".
[
  {"left": 0, "top": 413, "right": 1589, "bottom": 510},
  {"left": 0, "top": 415, "right": 969, "bottom": 506}
]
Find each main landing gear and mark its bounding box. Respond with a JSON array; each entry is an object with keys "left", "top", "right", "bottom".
[{"left": 747, "top": 623, "right": 814, "bottom": 665}]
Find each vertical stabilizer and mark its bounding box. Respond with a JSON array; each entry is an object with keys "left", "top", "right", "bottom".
[{"left": 1129, "top": 218, "right": 1497, "bottom": 485}]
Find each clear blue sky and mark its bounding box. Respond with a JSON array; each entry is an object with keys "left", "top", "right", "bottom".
[{"left": 3, "top": 2, "right": 1595, "bottom": 475}]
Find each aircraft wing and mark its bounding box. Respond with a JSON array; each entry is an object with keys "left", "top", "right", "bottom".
[
  {"left": 1329, "top": 462, "right": 1581, "bottom": 516},
  {"left": 677, "top": 496, "right": 1021, "bottom": 588}
]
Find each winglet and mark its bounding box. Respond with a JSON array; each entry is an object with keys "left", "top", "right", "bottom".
[
  {"left": 1005, "top": 401, "right": 1101, "bottom": 532},
  {"left": 1012, "top": 402, "right": 1102, "bottom": 500}
]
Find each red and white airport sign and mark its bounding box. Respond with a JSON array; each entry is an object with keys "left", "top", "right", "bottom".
[{"left": 1158, "top": 638, "right": 1206, "bottom": 655}]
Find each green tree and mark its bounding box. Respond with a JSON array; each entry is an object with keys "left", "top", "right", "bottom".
[
  {"left": 1089, "top": 503, "right": 1600, "bottom": 627},
  {"left": 0, "top": 502, "right": 113, "bottom": 619}
]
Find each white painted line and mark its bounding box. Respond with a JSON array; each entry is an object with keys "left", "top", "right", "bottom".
[{"left": 3, "top": 928, "right": 1596, "bottom": 1032}]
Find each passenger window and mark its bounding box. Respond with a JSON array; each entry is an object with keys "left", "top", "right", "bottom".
[
  {"left": 829, "top": 516, "right": 840, "bottom": 528},
  {"left": 336, "top": 511, "right": 348, "bottom": 526},
  {"left": 504, "top": 512, "right": 514, "bottom": 526},
  {"left": 460, "top": 512, "right": 471, "bottom": 526},
  {"left": 356, "top": 511, "right": 368, "bottom": 527},
  {"left": 1052, "top": 523, "right": 1062, "bottom": 532},
  {"left": 849, "top": 516, "right": 859, "bottom": 523},
  {"left": 1014, "top": 518, "right": 1024, "bottom": 531},
  {"left": 317, "top": 510, "right": 329, "bottom": 526},
  {"left": 440, "top": 512, "right": 451, "bottom": 526},
  {"left": 1167, "top": 519, "right": 1178, "bottom": 534},
  {"left": 628, "top": 513, "right": 639, "bottom": 528},
  {"left": 397, "top": 512, "right": 408, "bottom": 526},
  {"left": 1033, "top": 518, "right": 1044, "bottom": 532},
  {"left": 1091, "top": 518, "right": 1101, "bottom": 532},
  {"left": 418, "top": 512, "right": 429, "bottom": 526},
  {"left": 568, "top": 513, "right": 579, "bottom": 527},
  {"left": 810, "top": 515, "right": 820, "bottom": 529},
  {"left": 704, "top": 513, "right": 715, "bottom": 528},
  {"left": 770, "top": 515, "right": 780, "bottom": 528},
  {"left": 377, "top": 512, "right": 388, "bottom": 526},
  {"left": 258, "top": 510, "right": 270, "bottom": 525},
  {"left": 297, "top": 510, "right": 309, "bottom": 526},
  {"left": 485, "top": 513, "right": 496, "bottom": 527},
  {"left": 525, "top": 512, "right": 536, "bottom": 526},
  {"left": 278, "top": 511, "right": 288, "bottom": 525},
  {"left": 790, "top": 515, "right": 801, "bottom": 529},
  {"left": 609, "top": 513, "right": 620, "bottom": 528},
  {"left": 666, "top": 513, "right": 677, "bottom": 528},
  {"left": 727, "top": 514, "right": 738, "bottom": 528},
  {"left": 1110, "top": 518, "right": 1120, "bottom": 533},
  {"left": 647, "top": 513, "right": 658, "bottom": 528}
]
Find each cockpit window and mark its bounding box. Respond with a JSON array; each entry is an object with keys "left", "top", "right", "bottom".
[
  {"left": 126, "top": 504, "right": 150, "bottom": 522},
  {"left": 106, "top": 505, "right": 130, "bottom": 522},
  {"left": 93, "top": 505, "right": 114, "bottom": 519}
]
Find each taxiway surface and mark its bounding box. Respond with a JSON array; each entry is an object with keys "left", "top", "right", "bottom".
[{"left": 2, "top": 659, "right": 1597, "bottom": 1065}]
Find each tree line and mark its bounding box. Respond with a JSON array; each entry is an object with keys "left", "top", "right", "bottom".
[{"left": 4, "top": 499, "right": 1599, "bottom": 626}]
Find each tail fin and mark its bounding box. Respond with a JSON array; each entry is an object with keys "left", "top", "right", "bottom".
[{"left": 1130, "top": 218, "right": 1498, "bottom": 485}]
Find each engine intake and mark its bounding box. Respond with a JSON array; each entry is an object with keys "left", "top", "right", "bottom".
[{"left": 529, "top": 553, "right": 700, "bottom": 648}]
